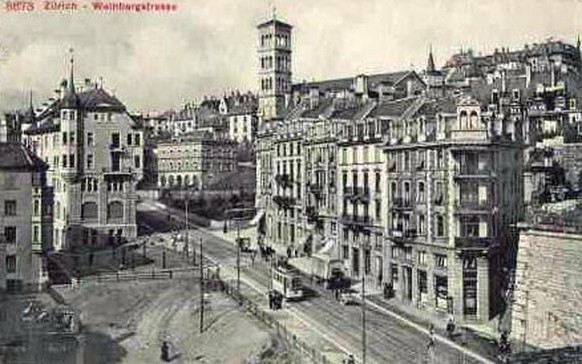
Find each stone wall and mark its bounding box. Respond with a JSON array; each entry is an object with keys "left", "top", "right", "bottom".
[
  {"left": 555, "top": 143, "right": 582, "bottom": 188},
  {"left": 511, "top": 228, "right": 582, "bottom": 349}
]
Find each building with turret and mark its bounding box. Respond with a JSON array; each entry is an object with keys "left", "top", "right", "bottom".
[{"left": 22, "top": 55, "right": 144, "bottom": 251}]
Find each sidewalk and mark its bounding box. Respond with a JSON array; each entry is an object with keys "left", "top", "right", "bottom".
[{"left": 365, "top": 294, "right": 499, "bottom": 361}]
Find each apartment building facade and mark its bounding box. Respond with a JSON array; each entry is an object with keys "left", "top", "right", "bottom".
[
  {"left": 155, "top": 132, "right": 237, "bottom": 190},
  {"left": 0, "top": 143, "right": 50, "bottom": 291},
  {"left": 23, "top": 63, "right": 144, "bottom": 251}
]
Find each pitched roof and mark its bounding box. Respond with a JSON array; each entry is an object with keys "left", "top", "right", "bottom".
[
  {"left": 292, "top": 71, "right": 416, "bottom": 94},
  {"left": 27, "top": 87, "right": 128, "bottom": 134},
  {"left": 300, "top": 98, "right": 334, "bottom": 118},
  {"left": 0, "top": 143, "right": 46, "bottom": 171},
  {"left": 368, "top": 96, "right": 420, "bottom": 118}
]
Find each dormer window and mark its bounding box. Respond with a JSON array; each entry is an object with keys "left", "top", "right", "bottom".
[{"left": 512, "top": 89, "right": 520, "bottom": 101}]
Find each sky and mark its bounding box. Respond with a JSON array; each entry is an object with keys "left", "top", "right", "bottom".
[{"left": 1, "top": 0, "right": 582, "bottom": 113}]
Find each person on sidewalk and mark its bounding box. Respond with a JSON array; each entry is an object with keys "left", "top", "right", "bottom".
[
  {"left": 446, "top": 316, "right": 456, "bottom": 339},
  {"left": 427, "top": 324, "right": 436, "bottom": 352}
]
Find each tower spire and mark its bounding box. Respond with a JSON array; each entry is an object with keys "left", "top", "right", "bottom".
[
  {"left": 271, "top": 4, "right": 277, "bottom": 20},
  {"left": 62, "top": 48, "right": 79, "bottom": 108},
  {"left": 26, "top": 90, "right": 35, "bottom": 124},
  {"left": 427, "top": 44, "right": 436, "bottom": 73},
  {"left": 68, "top": 48, "right": 75, "bottom": 95}
]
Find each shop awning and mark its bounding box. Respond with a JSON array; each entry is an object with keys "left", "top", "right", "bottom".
[
  {"left": 248, "top": 209, "right": 265, "bottom": 226},
  {"left": 316, "top": 238, "right": 335, "bottom": 256}
]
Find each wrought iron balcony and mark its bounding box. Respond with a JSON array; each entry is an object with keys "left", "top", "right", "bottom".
[
  {"left": 455, "top": 199, "right": 492, "bottom": 213},
  {"left": 454, "top": 236, "right": 493, "bottom": 249},
  {"left": 392, "top": 197, "right": 413, "bottom": 209},
  {"left": 455, "top": 165, "right": 494, "bottom": 179},
  {"left": 341, "top": 214, "right": 373, "bottom": 227},
  {"left": 391, "top": 228, "right": 417, "bottom": 242},
  {"left": 272, "top": 195, "right": 295, "bottom": 210}
]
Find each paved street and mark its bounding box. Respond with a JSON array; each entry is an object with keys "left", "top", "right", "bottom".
[{"left": 137, "top": 200, "right": 497, "bottom": 364}]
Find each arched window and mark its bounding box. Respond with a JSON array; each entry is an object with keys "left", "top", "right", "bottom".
[
  {"left": 176, "top": 175, "right": 183, "bottom": 187},
  {"left": 168, "top": 175, "right": 175, "bottom": 186},
  {"left": 184, "top": 175, "right": 190, "bottom": 187},
  {"left": 107, "top": 201, "right": 124, "bottom": 220},
  {"left": 82, "top": 202, "right": 98, "bottom": 219},
  {"left": 470, "top": 111, "right": 479, "bottom": 129},
  {"left": 160, "top": 175, "right": 167, "bottom": 187},
  {"left": 460, "top": 111, "right": 468, "bottom": 129}
]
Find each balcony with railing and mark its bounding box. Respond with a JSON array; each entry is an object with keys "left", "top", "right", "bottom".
[
  {"left": 393, "top": 197, "right": 413, "bottom": 210},
  {"left": 455, "top": 199, "right": 492, "bottom": 213},
  {"left": 391, "top": 227, "right": 417, "bottom": 243},
  {"left": 343, "top": 186, "right": 370, "bottom": 203},
  {"left": 109, "top": 143, "right": 126, "bottom": 153},
  {"left": 341, "top": 214, "right": 374, "bottom": 227},
  {"left": 455, "top": 164, "right": 494, "bottom": 179},
  {"left": 272, "top": 195, "right": 296, "bottom": 210},
  {"left": 454, "top": 236, "right": 493, "bottom": 249},
  {"left": 103, "top": 166, "right": 133, "bottom": 177}
]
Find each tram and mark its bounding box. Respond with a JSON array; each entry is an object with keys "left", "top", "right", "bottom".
[{"left": 271, "top": 265, "right": 303, "bottom": 300}]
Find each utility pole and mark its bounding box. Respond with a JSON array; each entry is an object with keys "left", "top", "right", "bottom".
[
  {"left": 185, "top": 193, "right": 189, "bottom": 259},
  {"left": 236, "top": 226, "right": 241, "bottom": 299},
  {"left": 362, "top": 276, "right": 367, "bottom": 364},
  {"left": 199, "top": 237, "right": 204, "bottom": 333}
]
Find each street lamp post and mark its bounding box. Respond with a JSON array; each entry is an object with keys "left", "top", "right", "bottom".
[{"left": 199, "top": 237, "right": 204, "bottom": 333}]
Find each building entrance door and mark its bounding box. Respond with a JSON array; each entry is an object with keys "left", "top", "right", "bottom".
[{"left": 403, "top": 266, "right": 413, "bottom": 301}]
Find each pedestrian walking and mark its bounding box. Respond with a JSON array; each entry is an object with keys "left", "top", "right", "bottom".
[
  {"left": 160, "top": 341, "right": 170, "bottom": 362},
  {"left": 427, "top": 324, "right": 436, "bottom": 352}
]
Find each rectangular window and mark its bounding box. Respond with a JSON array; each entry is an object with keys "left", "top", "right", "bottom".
[
  {"left": 418, "top": 250, "right": 427, "bottom": 265},
  {"left": 111, "top": 133, "right": 120, "bottom": 148},
  {"left": 62, "top": 155, "right": 67, "bottom": 168},
  {"left": 418, "top": 214, "right": 426, "bottom": 235},
  {"left": 4, "top": 227, "right": 16, "bottom": 244},
  {"left": 127, "top": 134, "right": 133, "bottom": 146},
  {"left": 87, "top": 154, "right": 94, "bottom": 170},
  {"left": 391, "top": 265, "right": 399, "bottom": 283},
  {"left": 134, "top": 155, "right": 141, "bottom": 168},
  {"left": 33, "top": 225, "right": 40, "bottom": 243},
  {"left": 6, "top": 256, "right": 16, "bottom": 273},
  {"left": 391, "top": 246, "right": 400, "bottom": 259},
  {"left": 69, "top": 154, "right": 75, "bottom": 168},
  {"left": 70, "top": 132, "right": 75, "bottom": 144},
  {"left": 87, "top": 132, "right": 94, "bottom": 146},
  {"left": 435, "top": 254, "right": 448, "bottom": 269},
  {"left": 62, "top": 132, "right": 68, "bottom": 145},
  {"left": 4, "top": 200, "right": 16, "bottom": 216},
  {"left": 135, "top": 134, "right": 141, "bottom": 146}
]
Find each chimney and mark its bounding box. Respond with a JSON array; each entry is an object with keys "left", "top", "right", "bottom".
[
  {"left": 355, "top": 74, "right": 369, "bottom": 96},
  {"left": 309, "top": 87, "right": 320, "bottom": 109}
]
